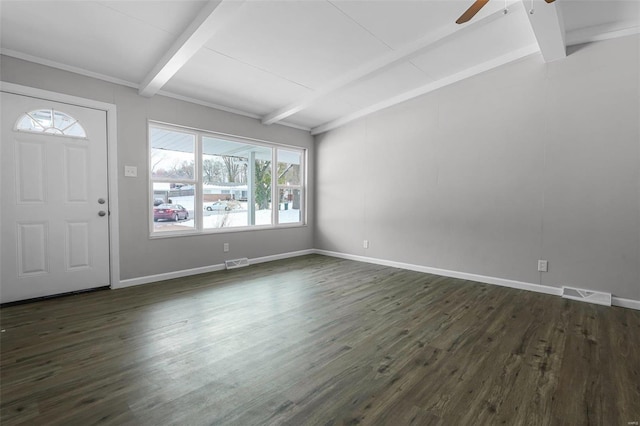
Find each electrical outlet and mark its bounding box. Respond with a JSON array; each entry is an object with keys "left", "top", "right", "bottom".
[
  {"left": 537, "top": 260, "right": 548, "bottom": 272},
  {"left": 363, "top": 240, "right": 369, "bottom": 249},
  {"left": 223, "top": 243, "right": 229, "bottom": 253}
]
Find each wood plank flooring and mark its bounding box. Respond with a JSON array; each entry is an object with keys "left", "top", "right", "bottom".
[{"left": 1, "top": 254, "right": 639, "bottom": 425}]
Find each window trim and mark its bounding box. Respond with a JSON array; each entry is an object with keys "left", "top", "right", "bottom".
[{"left": 148, "top": 121, "right": 307, "bottom": 238}]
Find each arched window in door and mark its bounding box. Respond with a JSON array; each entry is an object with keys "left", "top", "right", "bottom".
[{"left": 15, "top": 108, "right": 87, "bottom": 138}]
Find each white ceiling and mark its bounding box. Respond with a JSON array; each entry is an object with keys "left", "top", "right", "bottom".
[{"left": 1, "top": 0, "right": 638, "bottom": 134}]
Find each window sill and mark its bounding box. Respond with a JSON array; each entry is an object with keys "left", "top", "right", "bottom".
[{"left": 149, "top": 223, "right": 308, "bottom": 239}]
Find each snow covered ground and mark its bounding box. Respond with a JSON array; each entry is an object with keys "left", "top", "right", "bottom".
[{"left": 153, "top": 195, "right": 300, "bottom": 232}]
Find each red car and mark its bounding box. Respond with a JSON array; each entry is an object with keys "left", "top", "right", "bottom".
[{"left": 153, "top": 204, "right": 189, "bottom": 222}]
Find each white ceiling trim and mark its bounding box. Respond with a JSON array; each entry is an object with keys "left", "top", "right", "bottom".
[
  {"left": 0, "top": 48, "right": 309, "bottom": 132},
  {"left": 523, "top": 0, "right": 566, "bottom": 62},
  {"left": 261, "top": 5, "right": 510, "bottom": 127},
  {"left": 155, "top": 89, "right": 311, "bottom": 132},
  {"left": 565, "top": 22, "right": 640, "bottom": 46},
  {"left": 0, "top": 48, "right": 139, "bottom": 89},
  {"left": 138, "top": 0, "right": 245, "bottom": 97},
  {"left": 310, "top": 43, "right": 540, "bottom": 136}
]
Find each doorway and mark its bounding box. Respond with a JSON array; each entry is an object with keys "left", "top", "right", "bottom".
[{"left": 1, "top": 86, "right": 118, "bottom": 303}]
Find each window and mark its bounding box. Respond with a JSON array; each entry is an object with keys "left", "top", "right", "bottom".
[
  {"left": 149, "top": 122, "right": 305, "bottom": 236},
  {"left": 15, "top": 109, "right": 87, "bottom": 138},
  {"left": 277, "top": 149, "right": 302, "bottom": 224},
  {"left": 150, "top": 127, "right": 196, "bottom": 233}
]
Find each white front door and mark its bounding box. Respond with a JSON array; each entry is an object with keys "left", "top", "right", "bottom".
[{"left": 1, "top": 92, "right": 110, "bottom": 303}]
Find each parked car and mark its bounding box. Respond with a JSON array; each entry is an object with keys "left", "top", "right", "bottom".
[
  {"left": 153, "top": 198, "right": 165, "bottom": 206},
  {"left": 154, "top": 204, "right": 189, "bottom": 222},
  {"left": 204, "top": 200, "right": 242, "bottom": 211},
  {"left": 204, "top": 201, "right": 232, "bottom": 211}
]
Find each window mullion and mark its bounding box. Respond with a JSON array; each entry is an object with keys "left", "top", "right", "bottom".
[
  {"left": 196, "top": 134, "right": 202, "bottom": 231},
  {"left": 272, "top": 148, "right": 278, "bottom": 226},
  {"left": 248, "top": 150, "right": 256, "bottom": 226}
]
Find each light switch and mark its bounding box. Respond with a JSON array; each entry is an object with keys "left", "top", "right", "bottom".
[{"left": 124, "top": 166, "right": 137, "bottom": 177}]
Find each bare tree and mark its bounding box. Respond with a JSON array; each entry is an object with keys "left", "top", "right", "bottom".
[
  {"left": 150, "top": 151, "right": 167, "bottom": 175},
  {"left": 170, "top": 160, "right": 194, "bottom": 180},
  {"left": 223, "top": 156, "right": 240, "bottom": 182},
  {"left": 222, "top": 156, "right": 248, "bottom": 183},
  {"left": 203, "top": 159, "right": 223, "bottom": 184}
]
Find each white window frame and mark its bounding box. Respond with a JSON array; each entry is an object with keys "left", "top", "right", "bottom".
[
  {"left": 148, "top": 121, "right": 306, "bottom": 238},
  {"left": 149, "top": 123, "right": 199, "bottom": 236},
  {"left": 15, "top": 108, "right": 88, "bottom": 139},
  {"left": 276, "top": 148, "right": 305, "bottom": 225}
]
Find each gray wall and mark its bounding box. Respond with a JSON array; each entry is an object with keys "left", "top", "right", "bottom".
[
  {"left": 1, "top": 55, "right": 314, "bottom": 281},
  {"left": 315, "top": 35, "right": 640, "bottom": 300}
]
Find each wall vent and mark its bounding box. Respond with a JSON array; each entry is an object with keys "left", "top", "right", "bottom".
[
  {"left": 562, "top": 286, "right": 611, "bottom": 307},
  {"left": 225, "top": 258, "right": 249, "bottom": 270}
]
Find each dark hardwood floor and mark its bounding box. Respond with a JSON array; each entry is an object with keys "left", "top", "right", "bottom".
[{"left": 1, "top": 254, "right": 639, "bottom": 425}]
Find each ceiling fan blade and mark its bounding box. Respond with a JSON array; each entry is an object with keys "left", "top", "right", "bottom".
[{"left": 456, "top": 0, "right": 490, "bottom": 24}]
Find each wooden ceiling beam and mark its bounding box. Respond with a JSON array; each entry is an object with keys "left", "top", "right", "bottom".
[
  {"left": 261, "top": 5, "right": 508, "bottom": 126},
  {"left": 310, "top": 43, "right": 539, "bottom": 135},
  {"left": 523, "top": 0, "right": 566, "bottom": 62},
  {"left": 138, "top": 0, "right": 244, "bottom": 97}
]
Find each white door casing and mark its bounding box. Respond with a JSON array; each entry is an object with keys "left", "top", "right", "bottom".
[{"left": 1, "top": 92, "right": 110, "bottom": 303}]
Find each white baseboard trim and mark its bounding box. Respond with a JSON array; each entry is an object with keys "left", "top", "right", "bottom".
[
  {"left": 114, "top": 249, "right": 315, "bottom": 289},
  {"left": 611, "top": 297, "right": 640, "bottom": 311},
  {"left": 315, "top": 249, "right": 639, "bottom": 310},
  {"left": 115, "top": 264, "right": 226, "bottom": 289},
  {"left": 250, "top": 249, "right": 315, "bottom": 265},
  {"left": 314, "top": 249, "right": 563, "bottom": 296},
  {"left": 113, "top": 247, "right": 639, "bottom": 311},
  {"left": 315, "top": 249, "right": 640, "bottom": 311}
]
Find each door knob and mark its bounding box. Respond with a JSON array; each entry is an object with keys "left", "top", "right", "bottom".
[
  {"left": 98, "top": 211, "right": 107, "bottom": 217},
  {"left": 98, "top": 198, "right": 106, "bottom": 204}
]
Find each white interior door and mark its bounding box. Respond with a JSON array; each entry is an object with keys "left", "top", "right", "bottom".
[{"left": 1, "top": 92, "right": 110, "bottom": 303}]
